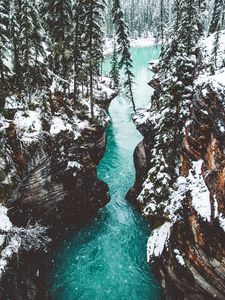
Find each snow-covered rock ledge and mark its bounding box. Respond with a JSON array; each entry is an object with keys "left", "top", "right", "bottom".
[
  {"left": 0, "top": 77, "right": 116, "bottom": 299},
  {"left": 128, "top": 31, "right": 225, "bottom": 299},
  {"left": 1, "top": 77, "right": 115, "bottom": 227},
  {"left": 0, "top": 204, "right": 50, "bottom": 280}
]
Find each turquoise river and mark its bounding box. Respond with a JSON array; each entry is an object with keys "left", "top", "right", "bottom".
[{"left": 48, "top": 46, "right": 161, "bottom": 300}]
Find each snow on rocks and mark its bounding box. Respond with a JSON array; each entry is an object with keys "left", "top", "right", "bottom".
[
  {"left": 148, "top": 59, "right": 159, "bottom": 72},
  {"left": 14, "top": 110, "right": 42, "bottom": 143},
  {"left": 0, "top": 205, "right": 13, "bottom": 248},
  {"left": 0, "top": 204, "right": 19, "bottom": 278},
  {"left": 133, "top": 108, "right": 151, "bottom": 127},
  {"left": 0, "top": 205, "right": 13, "bottom": 233},
  {"left": 0, "top": 235, "right": 21, "bottom": 278},
  {"left": 196, "top": 71, "right": 225, "bottom": 93},
  {"left": 0, "top": 204, "right": 50, "bottom": 279},
  {"left": 149, "top": 59, "right": 159, "bottom": 65},
  {"left": 96, "top": 76, "right": 116, "bottom": 100},
  {"left": 145, "top": 160, "right": 211, "bottom": 261},
  {"left": 189, "top": 160, "right": 211, "bottom": 222},
  {"left": 66, "top": 161, "right": 82, "bottom": 171},
  {"left": 50, "top": 116, "right": 73, "bottom": 135},
  {"left": 174, "top": 249, "right": 185, "bottom": 266},
  {"left": 165, "top": 160, "right": 211, "bottom": 222},
  {"left": 50, "top": 113, "right": 97, "bottom": 140},
  {"left": 147, "top": 222, "right": 172, "bottom": 262},
  {"left": 0, "top": 115, "right": 9, "bottom": 132},
  {"left": 2, "top": 76, "right": 113, "bottom": 145},
  {"left": 133, "top": 106, "right": 171, "bottom": 132},
  {"left": 207, "top": 72, "right": 225, "bottom": 88},
  {"left": 218, "top": 214, "right": 225, "bottom": 232},
  {"left": 165, "top": 176, "right": 187, "bottom": 221},
  {"left": 12, "top": 103, "right": 108, "bottom": 142},
  {"left": 4, "top": 96, "right": 23, "bottom": 110}
]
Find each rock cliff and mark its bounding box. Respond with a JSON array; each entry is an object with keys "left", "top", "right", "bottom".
[
  {"left": 128, "top": 32, "right": 225, "bottom": 299},
  {"left": 0, "top": 78, "right": 116, "bottom": 299}
]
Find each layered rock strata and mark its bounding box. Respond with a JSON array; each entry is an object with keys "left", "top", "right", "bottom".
[{"left": 0, "top": 79, "right": 116, "bottom": 299}]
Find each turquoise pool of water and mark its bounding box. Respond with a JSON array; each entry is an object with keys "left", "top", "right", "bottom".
[{"left": 48, "top": 46, "right": 161, "bottom": 300}]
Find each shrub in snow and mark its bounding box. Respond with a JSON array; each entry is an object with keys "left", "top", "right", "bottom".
[
  {"left": 0, "top": 205, "right": 51, "bottom": 279},
  {"left": 6, "top": 223, "right": 51, "bottom": 252}
]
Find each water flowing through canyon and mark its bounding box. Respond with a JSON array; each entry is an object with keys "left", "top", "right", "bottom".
[{"left": 48, "top": 46, "right": 161, "bottom": 300}]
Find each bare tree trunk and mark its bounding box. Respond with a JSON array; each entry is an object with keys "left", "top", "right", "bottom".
[
  {"left": 89, "top": 0, "right": 94, "bottom": 121},
  {"left": 160, "top": 0, "right": 164, "bottom": 44}
]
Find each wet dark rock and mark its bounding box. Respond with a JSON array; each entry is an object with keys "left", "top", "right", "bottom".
[
  {"left": 0, "top": 89, "right": 116, "bottom": 300},
  {"left": 126, "top": 140, "right": 151, "bottom": 202},
  {"left": 1, "top": 251, "right": 52, "bottom": 300},
  {"left": 7, "top": 126, "right": 109, "bottom": 229},
  {"left": 129, "top": 75, "right": 225, "bottom": 299}
]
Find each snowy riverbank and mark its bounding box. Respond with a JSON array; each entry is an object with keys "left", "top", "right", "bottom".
[{"left": 103, "top": 36, "right": 157, "bottom": 56}]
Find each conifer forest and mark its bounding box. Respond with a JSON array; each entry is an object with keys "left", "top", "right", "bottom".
[{"left": 0, "top": 1, "right": 225, "bottom": 300}]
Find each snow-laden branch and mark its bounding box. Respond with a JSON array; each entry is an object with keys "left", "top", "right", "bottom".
[
  {"left": 6, "top": 224, "right": 51, "bottom": 252},
  {"left": 0, "top": 205, "right": 51, "bottom": 279}
]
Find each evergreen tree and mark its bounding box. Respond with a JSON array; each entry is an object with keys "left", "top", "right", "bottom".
[
  {"left": 42, "top": 0, "right": 73, "bottom": 92},
  {"left": 144, "top": 0, "right": 203, "bottom": 208},
  {"left": 10, "top": 0, "right": 22, "bottom": 93},
  {"left": 106, "top": 0, "right": 174, "bottom": 39},
  {"left": 110, "top": 40, "right": 120, "bottom": 91},
  {"left": 72, "top": 0, "right": 86, "bottom": 99},
  {"left": 84, "top": 0, "right": 106, "bottom": 120},
  {"left": 210, "top": 30, "right": 221, "bottom": 74},
  {"left": 208, "top": 0, "right": 224, "bottom": 34},
  {"left": 18, "top": 0, "right": 44, "bottom": 99},
  {"left": 106, "top": 0, "right": 113, "bottom": 37},
  {"left": 172, "top": 0, "right": 182, "bottom": 31},
  {"left": 198, "top": 0, "right": 209, "bottom": 30},
  {"left": 176, "top": 0, "right": 202, "bottom": 55},
  {"left": 160, "top": 0, "right": 165, "bottom": 44},
  {"left": 0, "top": 0, "right": 11, "bottom": 109},
  {"left": 112, "top": 0, "right": 136, "bottom": 111},
  {"left": 11, "top": 0, "right": 46, "bottom": 100}
]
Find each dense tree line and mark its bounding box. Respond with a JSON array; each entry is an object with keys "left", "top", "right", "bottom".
[
  {"left": 105, "top": 0, "right": 173, "bottom": 39},
  {"left": 111, "top": 0, "right": 135, "bottom": 110},
  {"left": 0, "top": 0, "right": 107, "bottom": 121},
  {"left": 0, "top": 0, "right": 137, "bottom": 117},
  {"left": 142, "top": 0, "right": 225, "bottom": 210},
  {"left": 106, "top": 0, "right": 225, "bottom": 41},
  {"left": 1, "top": 0, "right": 224, "bottom": 116}
]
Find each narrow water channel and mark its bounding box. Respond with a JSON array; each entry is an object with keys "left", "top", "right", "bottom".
[{"left": 48, "top": 46, "right": 161, "bottom": 300}]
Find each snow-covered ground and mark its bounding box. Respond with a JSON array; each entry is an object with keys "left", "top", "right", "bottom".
[
  {"left": 104, "top": 36, "right": 157, "bottom": 56},
  {"left": 196, "top": 30, "right": 225, "bottom": 89},
  {"left": 2, "top": 77, "right": 113, "bottom": 147}
]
